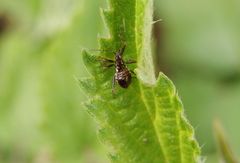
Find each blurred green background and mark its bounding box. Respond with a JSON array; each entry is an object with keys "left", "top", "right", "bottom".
[{"left": 0, "top": 0, "right": 239, "bottom": 162}]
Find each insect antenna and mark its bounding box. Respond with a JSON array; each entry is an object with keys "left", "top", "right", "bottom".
[
  {"left": 88, "top": 49, "right": 115, "bottom": 53},
  {"left": 118, "top": 18, "right": 127, "bottom": 46},
  {"left": 88, "top": 49, "right": 116, "bottom": 67}
]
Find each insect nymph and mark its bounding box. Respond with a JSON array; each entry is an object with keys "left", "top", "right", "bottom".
[{"left": 99, "top": 44, "right": 136, "bottom": 92}]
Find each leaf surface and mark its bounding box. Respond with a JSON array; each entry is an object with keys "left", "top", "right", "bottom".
[{"left": 80, "top": 0, "right": 200, "bottom": 162}]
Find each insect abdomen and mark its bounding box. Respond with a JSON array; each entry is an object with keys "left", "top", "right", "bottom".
[{"left": 115, "top": 70, "right": 132, "bottom": 88}]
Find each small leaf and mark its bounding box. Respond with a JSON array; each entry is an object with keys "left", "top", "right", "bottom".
[
  {"left": 213, "top": 120, "right": 239, "bottom": 163},
  {"left": 78, "top": 78, "right": 97, "bottom": 95}
]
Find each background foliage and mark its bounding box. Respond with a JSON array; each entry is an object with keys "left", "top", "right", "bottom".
[{"left": 0, "top": 0, "right": 240, "bottom": 162}]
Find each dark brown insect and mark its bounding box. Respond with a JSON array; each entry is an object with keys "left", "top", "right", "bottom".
[{"left": 98, "top": 44, "right": 136, "bottom": 92}]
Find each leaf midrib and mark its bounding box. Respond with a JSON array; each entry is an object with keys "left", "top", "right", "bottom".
[{"left": 139, "top": 85, "right": 167, "bottom": 162}]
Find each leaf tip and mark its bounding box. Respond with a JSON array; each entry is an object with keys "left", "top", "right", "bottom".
[
  {"left": 78, "top": 77, "right": 97, "bottom": 95},
  {"left": 155, "top": 72, "right": 176, "bottom": 94},
  {"left": 81, "top": 50, "right": 100, "bottom": 75}
]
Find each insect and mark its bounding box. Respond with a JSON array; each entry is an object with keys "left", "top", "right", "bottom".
[{"left": 98, "top": 44, "right": 136, "bottom": 92}]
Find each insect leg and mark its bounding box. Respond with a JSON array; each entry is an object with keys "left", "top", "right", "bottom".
[
  {"left": 125, "top": 59, "right": 136, "bottom": 64},
  {"left": 97, "top": 56, "right": 115, "bottom": 68},
  {"left": 97, "top": 56, "right": 114, "bottom": 63},
  {"left": 112, "top": 75, "right": 116, "bottom": 93},
  {"left": 104, "top": 64, "right": 114, "bottom": 68},
  {"left": 130, "top": 70, "right": 136, "bottom": 77},
  {"left": 117, "top": 44, "right": 126, "bottom": 56}
]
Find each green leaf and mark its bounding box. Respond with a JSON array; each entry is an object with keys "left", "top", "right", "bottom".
[
  {"left": 213, "top": 120, "right": 239, "bottom": 163},
  {"left": 79, "top": 0, "right": 200, "bottom": 162}
]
